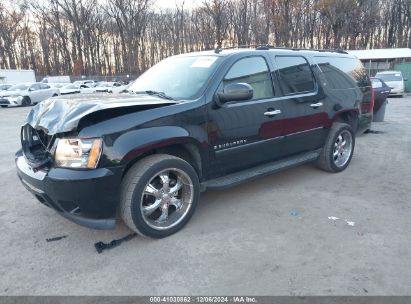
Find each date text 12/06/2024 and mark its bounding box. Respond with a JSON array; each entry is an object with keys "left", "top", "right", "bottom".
[{"left": 149, "top": 296, "right": 257, "bottom": 303}]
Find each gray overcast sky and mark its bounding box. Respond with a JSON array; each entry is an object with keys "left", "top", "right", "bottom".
[
  {"left": 154, "top": 0, "right": 202, "bottom": 9},
  {"left": 30, "top": 0, "right": 202, "bottom": 9}
]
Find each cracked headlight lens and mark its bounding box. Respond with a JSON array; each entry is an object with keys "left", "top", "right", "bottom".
[{"left": 54, "top": 138, "right": 102, "bottom": 169}]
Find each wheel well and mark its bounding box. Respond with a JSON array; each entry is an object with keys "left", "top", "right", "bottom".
[
  {"left": 333, "top": 111, "right": 358, "bottom": 132},
  {"left": 122, "top": 143, "right": 203, "bottom": 180}
]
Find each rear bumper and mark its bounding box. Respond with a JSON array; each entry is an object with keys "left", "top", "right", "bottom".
[{"left": 15, "top": 149, "right": 124, "bottom": 230}]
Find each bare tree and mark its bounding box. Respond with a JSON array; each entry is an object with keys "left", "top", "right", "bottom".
[{"left": 1, "top": 0, "right": 410, "bottom": 77}]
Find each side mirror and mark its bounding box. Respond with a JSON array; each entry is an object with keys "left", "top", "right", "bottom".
[
  {"left": 217, "top": 83, "right": 253, "bottom": 104},
  {"left": 404, "top": 78, "right": 408, "bottom": 82}
]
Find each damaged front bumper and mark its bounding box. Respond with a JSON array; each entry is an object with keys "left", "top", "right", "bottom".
[{"left": 15, "top": 149, "right": 123, "bottom": 230}]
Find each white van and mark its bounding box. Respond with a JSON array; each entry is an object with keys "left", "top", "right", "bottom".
[{"left": 375, "top": 71, "right": 407, "bottom": 97}]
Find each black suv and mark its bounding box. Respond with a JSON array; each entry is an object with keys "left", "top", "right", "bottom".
[{"left": 16, "top": 47, "right": 373, "bottom": 238}]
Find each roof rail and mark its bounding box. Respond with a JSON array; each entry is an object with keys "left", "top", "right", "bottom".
[
  {"left": 214, "top": 44, "right": 260, "bottom": 54},
  {"left": 255, "top": 44, "right": 348, "bottom": 54},
  {"left": 214, "top": 44, "right": 348, "bottom": 54}
]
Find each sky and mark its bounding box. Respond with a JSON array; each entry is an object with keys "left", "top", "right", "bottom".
[{"left": 154, "top": 0, "right": 202, "bottom": 9}]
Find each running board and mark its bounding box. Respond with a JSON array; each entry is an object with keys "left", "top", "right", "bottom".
[{"left": 201, "top": 149, "right": 321, "bottom": 191}]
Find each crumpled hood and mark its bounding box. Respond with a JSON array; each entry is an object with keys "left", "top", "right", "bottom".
[{"left": 26, "top": 93, "right": 178, "bottom": 135}]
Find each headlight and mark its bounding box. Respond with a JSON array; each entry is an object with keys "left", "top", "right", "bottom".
[
  {"left": 54, "top": 138, "right": 102, "bottom": 169},
  {"left": 9, "top": 95, "right": 23, "bottom": 102}
]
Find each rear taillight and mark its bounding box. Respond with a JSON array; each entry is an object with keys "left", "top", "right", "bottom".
[
  {"left": 361, "top": 89, "right": 375, "bottom": 113},
  {"left": 370, "top": 88, "right": 375, "bottom": 112}
]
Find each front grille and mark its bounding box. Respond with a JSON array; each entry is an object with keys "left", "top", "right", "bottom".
[{"left": 21, "top": 125, "right": 53, "bottom": 168}]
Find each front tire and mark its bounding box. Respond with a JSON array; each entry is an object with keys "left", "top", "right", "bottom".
[
  {"left": 120, "top": 154, "right": 200, "bottom": 238},
  {"left": 316, "top": 122, "right": 355, "bottom": 172},
  {"left": 21, "top": 96, "right": 31, "bottom": 107}
]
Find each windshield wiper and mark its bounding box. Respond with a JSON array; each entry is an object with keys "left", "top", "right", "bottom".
[{"left": 132, "top": 90, "right": 175, "bottom": 100}]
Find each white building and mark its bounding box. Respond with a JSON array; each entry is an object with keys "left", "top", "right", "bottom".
[
  {"left": 347, "top": 48, "right": 411, "bottom": 76},
  {"left": 0, "top": 69, "right": 36, "bottom": 84}
]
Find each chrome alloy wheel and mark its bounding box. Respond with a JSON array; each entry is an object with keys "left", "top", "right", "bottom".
[
  {"left": 140, "top": 168, "right": 194, "bottom": 230},
  {"left": 333, "top": 130, "right": 353, "bottom": 168}
]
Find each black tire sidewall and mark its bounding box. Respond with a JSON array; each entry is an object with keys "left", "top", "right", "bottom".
[
  {"left": 22, "top": 97, "right": 31, "bottom": 107},
  {"left": 129, "top": 158, "right": 200, "bottom": 238},
  {"left": 328, "top": 125, "right": 355, "bottom": 172}
]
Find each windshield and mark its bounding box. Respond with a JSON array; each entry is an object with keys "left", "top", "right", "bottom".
[
  {"left": 376, "top": 73, "right": 403, "bottom": 82},
  {"left": 129, "top": 55, "right": 221, "bottom": 99},
  {"left": 8, "top": 84, "right": 29, "bottom": 91}
]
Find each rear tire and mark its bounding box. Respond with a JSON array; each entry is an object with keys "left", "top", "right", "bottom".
[
  {"left": 120, "top": 154, "right": 200, "bottom": 238},
  {"left": 316, "top": 122, "right": 355, "bottom": 173}
]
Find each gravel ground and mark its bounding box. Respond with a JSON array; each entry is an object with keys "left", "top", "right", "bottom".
[{"left": 0, "top": 96, "right": 410, "bottom": 296}]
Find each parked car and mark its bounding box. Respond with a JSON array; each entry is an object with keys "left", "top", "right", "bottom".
[
  {"left": 16, "top": 47, "right": 373, "bottom": 238},
  {"left": 375, "top": 71, "right": 407, "bottom": 97},
  {"left": 48, "top": 83, "right": 71, "bottom": 89},
  {"left": 41, "top": 76, "right": 71, "bottom": 83},
  {"left": 94, "top": 81, "right": 123, "bottom": 93},
  {"left": 0, "top": 83, "right": 59, "bottom": 107},
  {"left": 73, "top": 80, "right": 97, "bottom": 88},
  {"left": 0, "top": 84, "right": 12, "bottom": 91},
  {"left": 59, "top": 84, "right": 81, "bottom": 95},
  {"left": 108, "top": 83, "right": 131, "bottom": 94},
  {"left": 371, "top": 77, "right": 391, "bottom": 114}
]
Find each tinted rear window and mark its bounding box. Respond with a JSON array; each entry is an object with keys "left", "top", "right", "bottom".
[
  {"left": 274, "top": 56, "right": 315, "bottom": 95},
  {"left": 314, "top": 56, "right": 370, "bottom": 89}
]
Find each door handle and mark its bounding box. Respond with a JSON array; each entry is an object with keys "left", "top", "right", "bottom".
[
  {"left": 310, "top": 102, "right": 323, "bottom": 108},
  {"left": 264, "top": 109, "right": 281, "bottom": 116}
]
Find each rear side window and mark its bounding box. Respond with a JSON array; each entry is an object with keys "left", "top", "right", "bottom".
[
  {"left": 314, "top": 56, "right": 370, "bottom": 89},
  {"left": 274, "top": 56, "right": 315, "bottom": 95},
  {"left": 223, "top": 56, "right": 274, "bottom": 100},
  {"left": 40, "top": 84, "right": 50, "bottom": 89}
]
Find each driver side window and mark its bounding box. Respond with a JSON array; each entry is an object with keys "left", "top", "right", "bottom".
[{"left": 223, "top": 57, "right": 274, "bottom": 100}]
